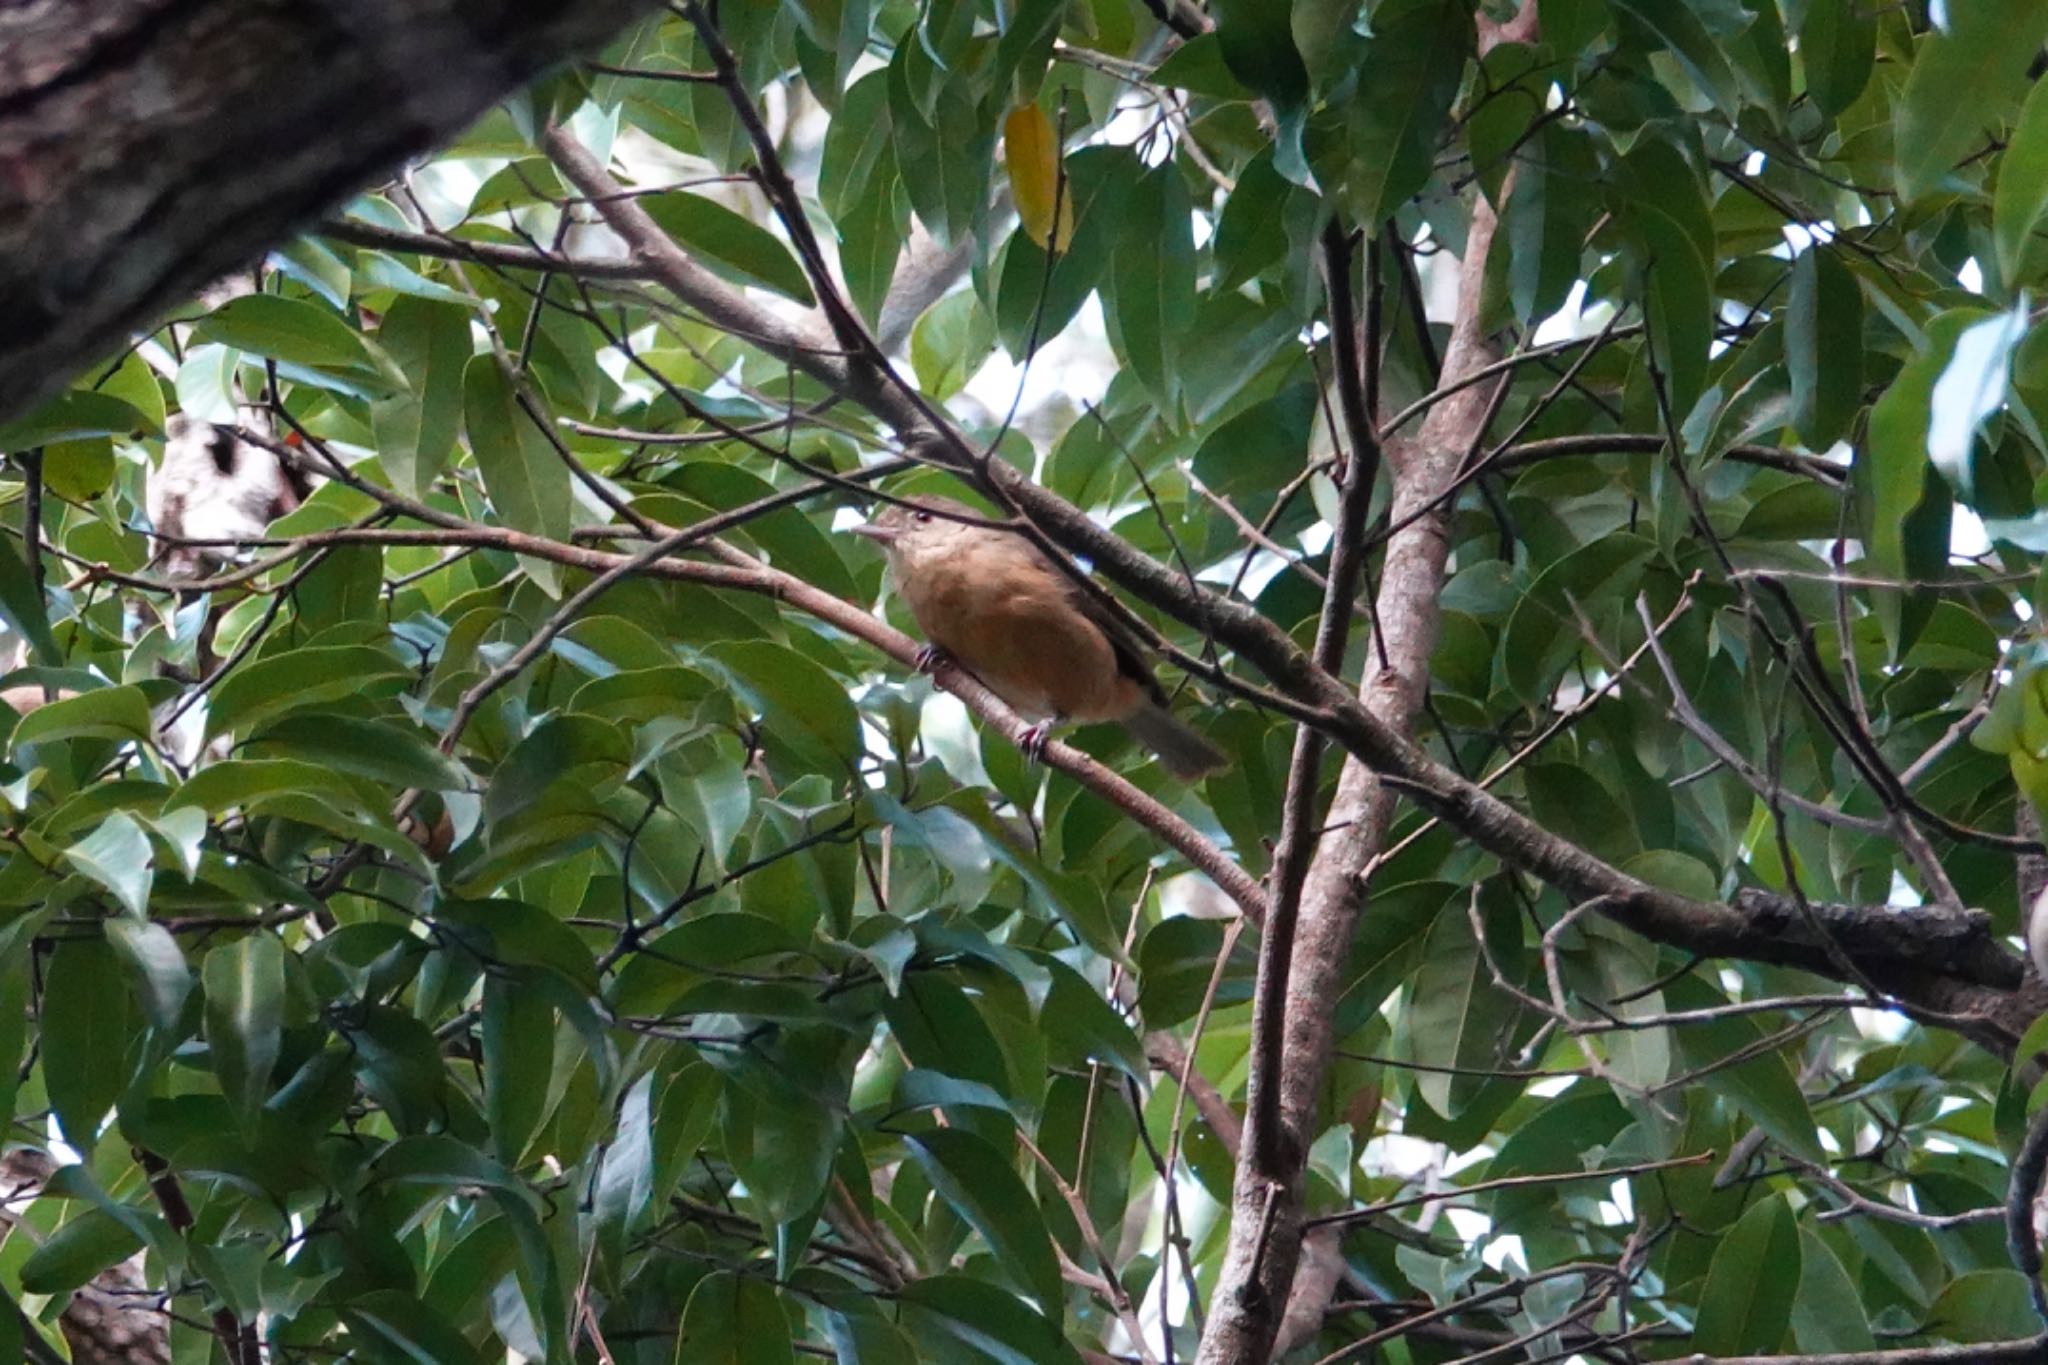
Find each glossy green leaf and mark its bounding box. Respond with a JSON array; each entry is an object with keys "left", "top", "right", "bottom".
[
  {"left": 12, "top": 684, "right": 153, "bottom": 747},
  {"left": 42, "top": 938, "right": 135, "bottom": 1151},
  {"left": 194, "top": 294, "right": 400, "bottom": 394},
  {"left": 1691, "top": 1193, "right": 1800, "bottom": 1354},
  {"left": 463, "top": 356, "right": 573, "bottom": 596},
  {"left": 1895, "top": 1, "right": 2048, "bottom": 202},
  {"left": 19, "top": 1208, "right": 145, "bottom": 1295},
  {"left": 1104, "top": 164, "right": 1195, "bottom": 411},
  {"left": 899, "top": 1275, "right": 1084, "bottom": 1365},
  {"left": 65, "top": 812, "right": 153, "bottom": 919},
  {"left": 676, "top": 1271, "right": 794, "bottom": 1364},
  {"left": 203, "top": 644, "right": 411, "bottom": 740},
  {"left": 1334, "top": 0, "right": 1472, "bottom": 224},
  {"left": 203, "top": 933, "right": 286, "bottom": 1119},
  {"left": 371, "top": 295, "right": 473, "bottom": 498},
  {"left": 645, "top": 193, "right": 816, "bottom": 304},
  {"left": 906, "top": 1128, "right": 1062, "bottom": 1312},
  {"left": 104, "top": 917, "right": 190, "bottom": 1029},
  {"left": 1785, "top": 245, "right": 1862, "bottom": 451}
]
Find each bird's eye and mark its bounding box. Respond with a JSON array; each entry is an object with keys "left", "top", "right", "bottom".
[{"left": 913, "top": 510, "right": 933, "bottom": 524}]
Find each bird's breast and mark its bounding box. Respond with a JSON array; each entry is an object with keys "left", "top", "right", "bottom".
[{"left": 897, "top": 545, "right": 1135, "bottom": 722}]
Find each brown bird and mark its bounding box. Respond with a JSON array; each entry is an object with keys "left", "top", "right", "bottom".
[{"left": 850, "top": 495, "right": 1227, "bottom": 780}]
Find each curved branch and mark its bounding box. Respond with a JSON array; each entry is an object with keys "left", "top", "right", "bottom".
[{"left": 536, "top": 127, "right": 2026, "bottom": 1029}]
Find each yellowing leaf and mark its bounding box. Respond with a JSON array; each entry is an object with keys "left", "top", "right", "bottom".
[{"left": 1004, "top": 104, "right": 1073, "bottom": 253}]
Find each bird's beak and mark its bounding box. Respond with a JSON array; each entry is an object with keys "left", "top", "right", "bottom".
[{"left": 846, "top": 522, "right": 899, "bottom": 544}]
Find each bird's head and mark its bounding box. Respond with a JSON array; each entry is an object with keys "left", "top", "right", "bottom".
[{"left": 848, "top": 495, "right": 992, "bottom": 571}]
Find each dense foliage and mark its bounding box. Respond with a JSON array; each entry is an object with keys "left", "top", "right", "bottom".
[{"left": 10, "top": 0, "right": 2048, "bottom": 1360}]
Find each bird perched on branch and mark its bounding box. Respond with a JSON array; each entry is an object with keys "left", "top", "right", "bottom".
[
  {"left": 851, "top": 495, "right": 1227, "bottom": 780},
  {"left": 148, "top": 414, "right": 310, "bottom": 578}
]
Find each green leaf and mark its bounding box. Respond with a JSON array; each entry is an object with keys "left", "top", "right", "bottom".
[
  {"left": 1925, "top": 1269, "right": 2045, "bottom": 1344},
  {"left": 995, "top": 146, "right": 1132, "bottom": 359},
  {"left": 1505, "top": 124, "right": 1600, "bottom": 326},
  {"left": 1668, "top": 976, "right": 1823, "bottom": 1162},
  {"left": 910, "top": 291, "right": 996, "bottom": 401},
  {"left": 645, "top": 193, "right": 816, "bottom": 304},
  {"left": 906, "top": 1128, "right": 1063, "bottom": 1312},
  {"left": 887, "top": 43, "right": 997, "bottom": 249},
  {"left": 1501, "top": 534, "right": 1659, "bottom": 707},
  {"left": 1927, "top": 301, "right": 2027, "bottom": 501},
  {"left": 1192, "top": 384, "right": 1319, "bottom": 533},
  {"left": 0, "top": 532, "right": 59, "bottom": 667},
  {"left": 1785, "top": 245, "right": 1863, "bottom": 451},
  {"left": 1333, "top": 0, "right": 1472, "bottom": 224},
  {"left": 41, "top": 438, "right": 115, "bottom": 502},
  {"left": 104, "top": 917, "right": 192, "bottom": 1029},
  {"left": 1797, "top": 0, "right": 1875, "bottom": 117},
  {"left": 482, "top": 975, "right": 554, "bottom": 1166},
  {"left": 246, "top": 714, "right": 471, "bottom": 791},
  {"left": 1104, "top": 164, "right": 1195, "bottom": 412},
  {"left": 270, "top": 237, "right": 353, "bottom": 309},
  {"left": 0, "top": 390, "right": 148, "bottom": 451},
  {"left": 43, "top": 938, "right": 136, "bottom": 1151},
  {"left": 194, "top": 294, "right": 400, "bottom": 394},
  {"left": 594, "top": 1070, "right": 658, "bottom": 1247},
  {"left": 1037, "top": 956, "right": 1148, "bottom": 1082},
  {"left": 1210, "top": 0, "right": 1307, "bottom": 109},
  {"left": 64, "top": 812, "right": 153, "bottom": 919},
  {"left": 1405, "top": 891, "right": 1522, "bottom": 1118},
  {"left": 19, "top": 1209, "right": 145, "bottom": 1295},
  {"left": 437, "top": 899, "right": 598, "bottom": 993},
  {"left": 1691, "top": 1193, "right": 1800, "bottom": 1354},
  {"left": 1895, "top": 1, "right": 2048, "bottom": 203},
  {"left": 898, "top": 1275, "right": 1084, "bottom": 1365},
  {"left": 371, "top": 296, "right": 473, "bottom": 499},
  {"left": 344, "top": 1289, "right": 490, "bottom": 1365},
  {"left": 1615, "top": 142, "right": 1715, "bottom": 423},
  {"left": 463, "top": 356, "right": 573, "bottom": 596},
  {"left": 676, "top": 1271, "right": 795, "bottom": 1365},
  {"left": 95, "top": 350, "right": 167, "bottom": 435},
  {"left": 1999, "top": 80, "right": 2048, "bottom": 289},
  {"left": 1611, "top": 0, "right": 1744, "bottom": 118},
  {"left": 1793, "top": 1231, "right": 1875, "bottom": 1353},
  {"left": 706, "top": 640, "right": 862, "bottom": 773},
  {"left": 12, "top": 684, "right": 153, "bottom": 748},
  {"left": 0, "top": 953, "right": 30, "bottom": 1132},
  {"left": 1866, "top": 310, "right": 1987, "bottom": 585},
  {"left": 203, "top": 644, "right": 411, "bottom": 740},
  {"left": 1152, "top": 33, "right": 1256, "bottom": 101},
  {"left": 1136, "top": 915, "right": 1256, "bottom": 1028},
  {"left": 203, "top": 934, "right": 286, "bottom": 1119}
]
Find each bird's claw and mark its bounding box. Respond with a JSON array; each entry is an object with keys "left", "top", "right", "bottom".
[
  {"left": 913, "top": 643, "right": 951, "bottom": 674},
  {"left": 1020, "top": 722, "right": 1050, "bottom": 764}
]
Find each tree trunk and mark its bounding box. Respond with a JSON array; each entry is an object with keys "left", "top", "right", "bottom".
[{"left": 0, "top": 0, "right": 662, "bottom": 427}]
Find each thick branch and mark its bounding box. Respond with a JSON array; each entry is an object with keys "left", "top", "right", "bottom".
[{"left": 0, "top": 0, "right": 663, "bottom": 425}]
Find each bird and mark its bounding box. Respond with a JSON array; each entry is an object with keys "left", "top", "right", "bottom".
[
  {"left": 148, "top": 414, "right": 309, "bottom": 578},
  {"left": 849, "top": 495, "right": 1227, "bottom": 780}
]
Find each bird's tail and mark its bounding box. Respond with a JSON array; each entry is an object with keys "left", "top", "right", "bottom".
[{"left": 1121, "top": 701, "right": 1228, "bottom": 780}]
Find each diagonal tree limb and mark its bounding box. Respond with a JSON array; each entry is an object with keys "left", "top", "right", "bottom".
[{"left": 536, "top": 126, "right": 2026, "bottom": 1030}]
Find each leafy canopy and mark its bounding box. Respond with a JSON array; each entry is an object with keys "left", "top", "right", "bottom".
[{"left": 4, "top": 0, "right": 2048, "bottom": 1360}]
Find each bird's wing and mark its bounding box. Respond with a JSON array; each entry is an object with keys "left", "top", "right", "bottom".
[{"left": 1047, "top": 557, "right": 1169, "bottom": 706}]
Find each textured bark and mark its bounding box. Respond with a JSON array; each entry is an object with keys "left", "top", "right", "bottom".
[
  {"left": 1196, "top": 11, "right": 1540, "bottom": 1359},
  {"left": 0, "top": 1150, "right": 167, "bottom": 1364},
  {"left": 0, "top": 0, "right": 664, "bottom": 427},
  {"left": 1196, "top": 198, "right": 1508, "bottom": 1365}
]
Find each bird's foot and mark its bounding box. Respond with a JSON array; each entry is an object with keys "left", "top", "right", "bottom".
[
  {"left": 913, "top": 643, "right": 952, "bottom": 675},
  {"left": 1020, "top": 721, "right": 1051, "bottom": 764}
]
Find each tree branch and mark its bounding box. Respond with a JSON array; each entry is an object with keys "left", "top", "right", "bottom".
[{"left": 0, "top": 0, "right": 665, "bottom": 425}]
